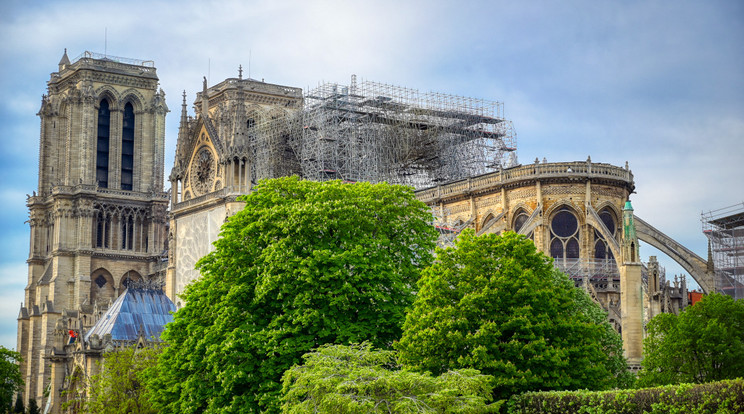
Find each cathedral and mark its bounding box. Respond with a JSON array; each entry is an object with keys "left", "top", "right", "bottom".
[{"left": 17, "top": 51, "right": 711, "bottom": 413}]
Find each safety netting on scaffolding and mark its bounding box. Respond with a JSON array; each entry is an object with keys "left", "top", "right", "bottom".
[{"left": 291, "top": 76, "right": 517, "bottom": 190}]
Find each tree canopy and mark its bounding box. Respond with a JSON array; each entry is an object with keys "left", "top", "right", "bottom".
[
  {"left": 147, "top": 177, "right": 437, "bottom": 413},
  {"left": 396, "top": 230, "right": 628, "bottom": 399},
  {"left": 638, "top": 292, "right": 744, "bottom": 387},
  {"left": 0, "top": 346, "right": 22, "bottom": 414},
  {"left": 280, "top": 343, "right": 500, "bottom": 413},
  {"left": 86, "top": 346, "right": 159, "bottom": 414}
]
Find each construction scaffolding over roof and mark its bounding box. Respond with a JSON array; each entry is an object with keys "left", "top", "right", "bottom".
[
  {"left": 702, "top": 202, "right": 744, "bottom": 300},
  {"left": 289, "top": 76, "right": 517, "bottom": 189}
]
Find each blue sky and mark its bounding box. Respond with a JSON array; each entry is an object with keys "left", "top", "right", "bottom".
[{"left": 1, "top": 0, "right": 742, "bottom": 350}]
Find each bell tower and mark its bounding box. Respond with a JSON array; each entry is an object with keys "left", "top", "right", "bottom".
[{"left": 17, "top": 50, "right": 169, "bottom": 409}]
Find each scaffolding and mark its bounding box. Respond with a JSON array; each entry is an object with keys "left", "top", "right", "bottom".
[
  {"left": 291, "top": 76, "right": 517, "bottom": 189},
  {"left": 702, "top": 202, "right": 744, "bottom": 300}
]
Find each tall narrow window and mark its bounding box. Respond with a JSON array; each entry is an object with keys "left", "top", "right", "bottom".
[
  {"left": 96, "top": 100, "right": 110, "bottom": 188},
  {"left": 121, "top": 103, "right": 135, "bottom": 191}
]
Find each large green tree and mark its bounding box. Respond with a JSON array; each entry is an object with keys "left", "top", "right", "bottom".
[
  {"left": 0, "top": 346, "right": 22, "bottom": 414},
  {"left": 637, "top": 293, "right": 744, "bottom": 387},
  {"left": 281, "top": 343, "right": 500, "bottom": 413},
  {"left": 396, "top": 230, "right": 628, "bottom": 399},
  {"left": 147, "top": 177, "right": 437, "bottom": 413}
]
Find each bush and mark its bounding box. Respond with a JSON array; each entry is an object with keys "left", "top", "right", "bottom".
[{"left": 506, "top": 378, "right": 744, "bottom": 414}]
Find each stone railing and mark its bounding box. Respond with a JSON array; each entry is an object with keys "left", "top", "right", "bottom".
[
  {"left": 29, "top": 185, "right": 167, "bottom": 203},
  {"left": 415, "top": 161, "right": 634, "bottom": 203},
  {"left": 174, "top": 187, "right": 232, "bottom": 210},
  {"left": 204, "top": 78, "right": 303, "bottom": 98},
  {"left": 72, "top": 51, "right": 155, "bottom": 68}
]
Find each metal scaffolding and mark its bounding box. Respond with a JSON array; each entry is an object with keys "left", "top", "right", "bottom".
[
  {"left": 290, "top": 76, "right": 517, "bottom": 189},
  {"left": 702, "top": 202, "right": 744, "bottom": 300}
]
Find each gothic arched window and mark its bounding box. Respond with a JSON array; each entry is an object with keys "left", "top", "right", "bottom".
[
  {"left": 550, "top": 208, "right": 580, "bottom": 261},
  {"left": 594, "top": 208, "right": 617, "bottom": 260},
  {"left": 513, "top": 210, "right": 529, "bottom": 233},
  {"left": 96, "top": 100, "right": 110, "bottom": 188},
  {"left": 94, "top": 211, "right": 110, "bottom": 248},
  {"left": 121, "top": 102, "right": 135, "bottom": 191}
]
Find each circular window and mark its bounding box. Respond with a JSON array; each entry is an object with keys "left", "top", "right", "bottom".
[{"left": 551, "top": 210, "right": 578, "bottom": 238}]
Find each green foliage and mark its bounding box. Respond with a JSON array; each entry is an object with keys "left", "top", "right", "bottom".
[
  {"left": 638, "top": 293, "right": 744, "bottom": 387},
  {"left": 11, "top": 397, "right": 22, "bottom": 414},
  {"left": 84, "top": 346, "right": 160, "bottom": 414},
  {"left": 555, "top": 268, "right": 634, "bottom": 389},
  {"left": 397, "top": 230, "right": 628, "bottom": 400},
  {"left": 26, "top": 399, "right": 39, "bottom": 414},
  {"left": 0, "top": 346, "right": 23, "bottom": 414},
  {"left": 281, "top": 343, "right": 502, "bottom": 413},
  {"left": 148, "top": 177, "right": 438, "bottom": 413},
  {"left": 505, "top": 378, "right": 744, "bottom": 414}
]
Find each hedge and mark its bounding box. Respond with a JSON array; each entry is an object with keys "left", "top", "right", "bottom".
[{"left": 505, "top": 378, "right": 744, "bottom": 414}]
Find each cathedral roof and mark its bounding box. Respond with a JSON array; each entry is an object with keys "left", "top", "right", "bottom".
[{"left": 84, "top": 287, "right": 176, "bottom": 342}]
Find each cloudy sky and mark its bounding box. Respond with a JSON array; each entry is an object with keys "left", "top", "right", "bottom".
[{"left": 0, "top": 0, "right": 742, "bottom": 349}]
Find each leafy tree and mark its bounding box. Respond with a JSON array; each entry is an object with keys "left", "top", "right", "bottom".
[
  {"left": 396, "top": 230, "right": 627, "bottom": 399},
  {"left": 0, "top": 346, "right": 23, "bottom": 414},
  {"left": 64, "top": 345, "right": 160, "bottom": 414},
  {"left": 147, "top": 177, "right": 438, "bottom": 413},
  {"left": 281, "top": 343, "right": 501, "bottom": 413},
  {"left": 555, "top": 268, "right": 634, "bottom": 389},
  {"left": 638, "top": 293, "right": 744, "bottom": 387}
]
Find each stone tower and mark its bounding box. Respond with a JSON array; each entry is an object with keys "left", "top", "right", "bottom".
[
  {"left": 620, "top": 199, "right": 643, "bottom": 366},
  {"left": 166, "top": 71, "right": 302, "bottom": 303},
  {"left": 17, "top": 50, "right": 169, "bottom": 408}
]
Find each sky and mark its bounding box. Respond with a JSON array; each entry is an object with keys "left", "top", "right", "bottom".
[{"left": 0, "top": 0, "right": 742, "bottom": 350}]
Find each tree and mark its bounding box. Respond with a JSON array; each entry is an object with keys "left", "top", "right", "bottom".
[
  {"left": 26, "top": 399, "right": 40, "bottom": 414},
  {"left": 0, "top": 346, "right": 22, "bottom": 414},
  {"left": 396, "top": 230, "right": 626, "bottom": 400},
  {"left": 638, "top": 293, "right": 744, "bottom": 387},
  {"left": 63, "top": 345, "right": 160, "bottom": 414},
  {"left": 554, "top": 268, "right": 634, "bottom": 389},
  {"left": 11, "top": 397, "right": 22, "bottom": 414},
  {"left": 87, "top": 346, "right": 160, "bottom": 414},
  {"left": 147, "top": 177, "right": 438, "bottom": 413},
  {"left": 281, "top": 343, "right": 501, "bottom": 413}
]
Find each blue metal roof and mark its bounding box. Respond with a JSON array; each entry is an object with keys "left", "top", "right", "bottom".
[{"left": 85, "top": 288, "right": 176, "bottom": 342}]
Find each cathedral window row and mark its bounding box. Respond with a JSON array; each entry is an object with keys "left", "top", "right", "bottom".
[
  {"left": 95, "top": 99, "right": 137, "bottom": 190},
  {"left": 93, "top": 207, "right": 149, "bottom": 252}
]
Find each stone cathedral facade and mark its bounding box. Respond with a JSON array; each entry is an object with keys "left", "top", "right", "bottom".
[
  {"left": 17, "top": 51, "right": 169, "bottom": 408},
  {"left": 18, "top": 51, "right": 711, "bottom": 412}
]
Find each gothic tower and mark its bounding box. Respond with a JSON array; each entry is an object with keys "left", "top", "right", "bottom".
[
  {"left": 620, "top": 199, "right": 643, "bottom": 366},
  {"left": 17, "top": 50, "right": 169, "bottom": 409},
  {"left": 166, "top": 71, "right": 302, "bottom": 302}
]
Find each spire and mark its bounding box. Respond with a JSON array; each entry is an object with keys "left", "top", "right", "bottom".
[
  {"left": 180, "top": 90, "right": 188, "bottom": 126},
  {"left": 58, "top": 48, "right": 70, "bottom": 71},
  {"left": 238, "top": 64, "right": 243, "bottom": 80},
  {"left": 622, "top": 199, "right": 639, "bottom": 262},
  {"left": 201, "top": 76, "right": 209, "bottom": 119}
]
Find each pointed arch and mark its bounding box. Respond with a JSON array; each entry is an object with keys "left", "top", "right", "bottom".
[
  {"left": 119, "top": 89, "right": 146, "bottom": 111},
  {"left": 90, "top": 268, "right": 115, "bottom": 304},
  {"left": 119, "top": 270, "right": 143, "bottom": 291},
  {"left": 95, "top": 86, "right": 121, "bottom": 110}
]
